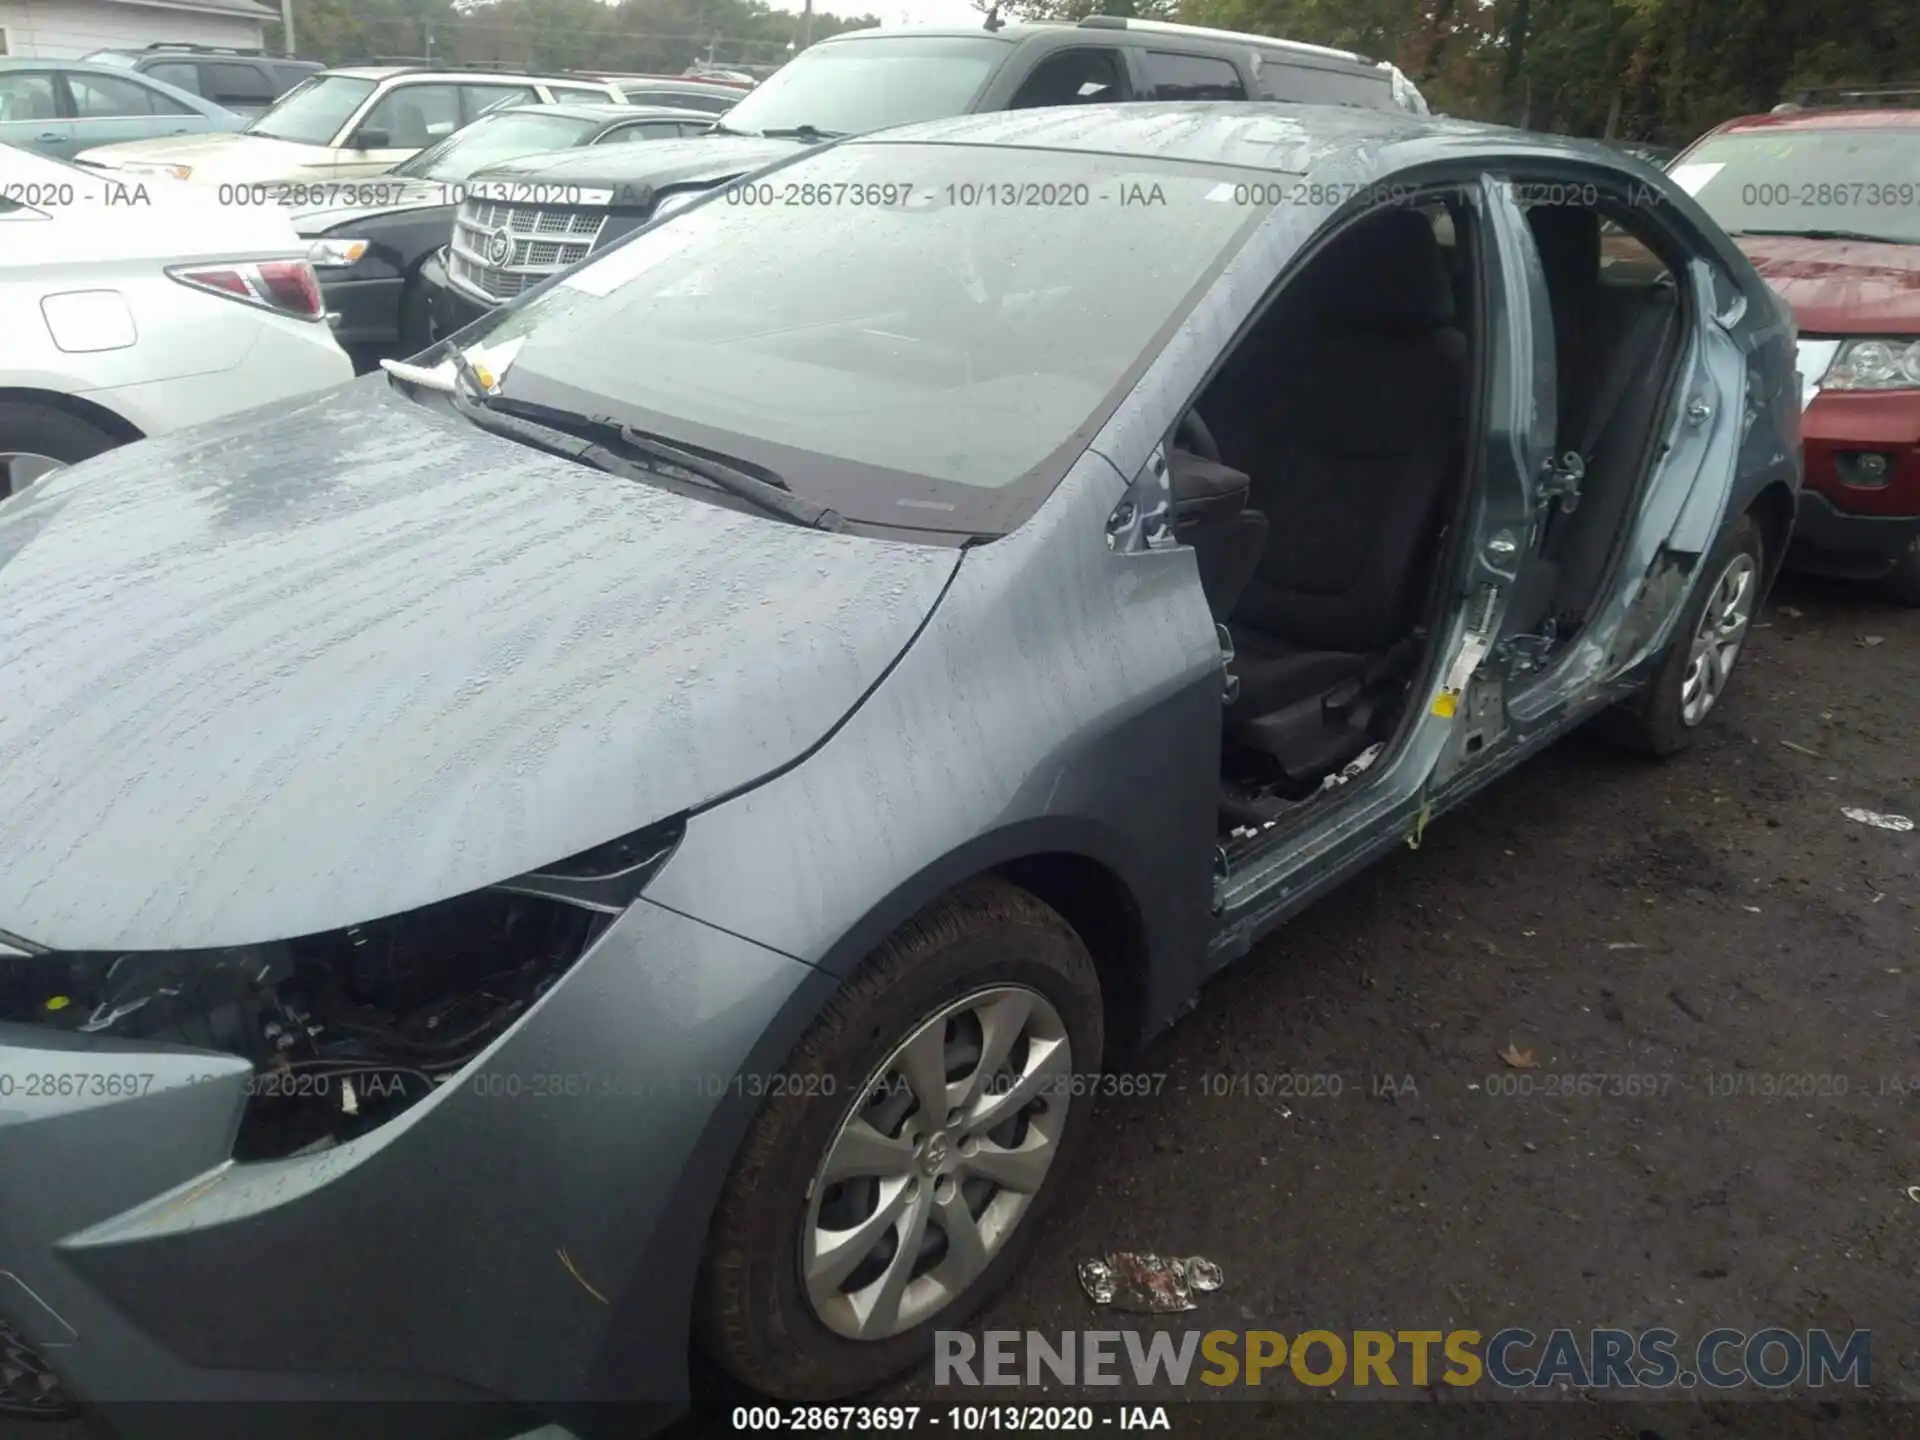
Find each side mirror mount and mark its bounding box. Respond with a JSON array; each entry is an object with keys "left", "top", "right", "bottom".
[{"left": 352, "top": 127, "right": 390, "bottom": 150}]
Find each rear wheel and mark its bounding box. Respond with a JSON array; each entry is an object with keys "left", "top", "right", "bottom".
[
  {"left": 0, "top": 402, "right": 120, "bottom": 500},
  {"left": 1599, "top": 512, "right": 1763, "bottom": 756},
  {"left": 695, "top": 878, "right": 1103, "bottom": 1400}
]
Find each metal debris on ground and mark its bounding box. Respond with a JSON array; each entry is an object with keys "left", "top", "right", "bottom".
[
  {"left": 1779, "top": 739, "right": 1822, "bottom": 758},
  {"left": 1078, "top": 1253, "right": 1224, "bottom": 1313},
  {"left": 1841, "top": 808, "right": 1915, "bottom": 833},
  {"left": 1857, "top": 635, "right": 1886, "bottom": 647}
]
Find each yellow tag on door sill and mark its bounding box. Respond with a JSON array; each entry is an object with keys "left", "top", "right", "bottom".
[{"left": 1430, "top": 690, "right": 1459, "bottom": 718}]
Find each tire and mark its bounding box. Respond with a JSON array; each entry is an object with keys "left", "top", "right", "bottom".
[
  {"left": 695, "top": 877, "right": 1105, "bottom": 1400},
  {"left": 1878, "top": 533, "right": 1920, "bottom": 607},
  {"left": 0, "top": 402, "right": 120, "bottom": 500},
  {"left": 1599, "top": 511, "right": 1764, "bottom": 756},
  {"left": 397, "top": 272, "right": 433, "bottom": 358}
]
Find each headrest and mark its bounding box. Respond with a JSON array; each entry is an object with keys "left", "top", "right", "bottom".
[{"left": 1307, "top": 208, "right": 1456, "bottom": 334}]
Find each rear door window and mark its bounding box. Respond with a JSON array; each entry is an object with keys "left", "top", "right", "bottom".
[
  {"left": 68, "top": 71, "right": 191, "bottom": 116},
  {"left": 1006, "top": 47, "right": 1128, "bottom": 108},
  {"left": 1141, "top": 51, "right": 1246, "bottom": 101},
  {"left": 145, "top": 60, "right": 202, "bottom": 95},
  {"left": 1255, "top": 60, "right": 1389, "bottom": 107}
]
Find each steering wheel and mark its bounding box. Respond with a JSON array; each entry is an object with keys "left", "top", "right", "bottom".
[{"left": 1176, "top": 407, "right": 1222, "bottom": 463}]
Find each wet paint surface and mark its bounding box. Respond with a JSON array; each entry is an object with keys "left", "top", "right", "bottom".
[{"left": 0, "top": 377, "right": 957, "bottom": 950}]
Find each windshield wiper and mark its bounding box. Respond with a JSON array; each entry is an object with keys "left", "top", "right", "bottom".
[
  {"left": 757, "top": 125, "right": 847, "bottom": 142},
  {"left": 1730, "top": 227, "right": 1900, "bottom": 245},
  {"left": 451, "top": 388, "right": 845, "bottom": 531}
]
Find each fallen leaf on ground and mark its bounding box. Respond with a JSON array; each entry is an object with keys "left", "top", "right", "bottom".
[{"left": 1500, "top": 1043, "right": 1539, "bottom": 1069}]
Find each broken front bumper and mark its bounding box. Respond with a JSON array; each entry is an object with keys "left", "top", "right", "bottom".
[{"left": 0, "top": 897, "right": 825, "bottom": 1434}]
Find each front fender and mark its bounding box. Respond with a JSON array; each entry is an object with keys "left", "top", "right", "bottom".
[{"left": 645, "top": 451, "right": 1225, "bottom": 1043}]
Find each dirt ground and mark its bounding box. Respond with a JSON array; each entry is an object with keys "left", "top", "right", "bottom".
[{"left": 10, "top": 571, "right": 1915, "bottom": 1440}]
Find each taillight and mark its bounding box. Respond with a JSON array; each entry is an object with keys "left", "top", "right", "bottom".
[{"left": 166, "top": 258, "right": 325, "bottom": 320}]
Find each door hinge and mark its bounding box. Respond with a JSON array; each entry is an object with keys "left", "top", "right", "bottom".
[{"left": 1538, "top": 451, "right": 1584, "bottom": 513}]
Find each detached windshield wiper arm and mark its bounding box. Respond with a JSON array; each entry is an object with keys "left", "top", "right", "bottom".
[{"left": 481, "top": 394, "right": 846, "bottom": 532}]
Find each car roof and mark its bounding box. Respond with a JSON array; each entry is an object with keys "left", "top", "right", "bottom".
[
  {"left": 852, "top": 100, "right": 1560, "bottom": 172},
  {"left": 0, "top": 56, "right": 199, "bottom": 76},
  {"left": 615, "top": 77, "right": 745, "bottom": 90},
  {"left": 814, "top": 20, "right": 1373, "bottom": 66},
  {"left": 321, "top": 65, "right": 586, "bottom": 82},
  {"left": 1714, "top": 108, "right": 1920, "bottom": 133},
  {"left": 490, "top": 101, "right": 714, "bottom": 123}
]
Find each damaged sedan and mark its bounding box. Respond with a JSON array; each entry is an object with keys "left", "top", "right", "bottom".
[{"left": 0, "top": 103, "right": 1798, "bottom": 1432}]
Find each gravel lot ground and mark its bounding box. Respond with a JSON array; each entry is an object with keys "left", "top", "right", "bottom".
[{"left": 10, "top": 571, "right": 1916, "bottom": 1440}]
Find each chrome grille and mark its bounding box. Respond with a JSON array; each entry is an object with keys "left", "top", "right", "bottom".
[{"left": 447, "top": 197, "right": 609, "bottom": 304}]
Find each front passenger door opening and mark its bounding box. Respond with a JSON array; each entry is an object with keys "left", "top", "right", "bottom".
[{"left": 1165, "top": 195, "right": 1488, "bottom": 846}]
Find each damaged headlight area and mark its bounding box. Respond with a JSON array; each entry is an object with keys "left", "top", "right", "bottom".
[{"left": 0, "top": 820, "right": 682, "bottom": 1161}]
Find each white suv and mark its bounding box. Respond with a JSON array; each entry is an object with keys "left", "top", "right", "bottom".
[
  {"left": 0, "top": 144, "right": 352, "bottom": 496},
  {"left": 72, "top": 66, "right": 630, "bottom": 185}
]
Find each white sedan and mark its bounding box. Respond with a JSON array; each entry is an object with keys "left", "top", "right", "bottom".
[{"left": 1, "top": 142, "right": 352, "bottom": 496}]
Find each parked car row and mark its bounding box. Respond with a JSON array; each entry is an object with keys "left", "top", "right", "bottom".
[
  {"left": 81, "top": 42, "right": 323, "bottom": 118},
  {"left": 421, "top": 17, "right": 1435, "bottom": 331}
]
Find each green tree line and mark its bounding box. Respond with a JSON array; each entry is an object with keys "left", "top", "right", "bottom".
[
  {"left": 1000, "top": 0, "right": 1920, "bottom": 144},
  {"left": 271, "top": 0, "right": 878, "bottom": 76}
]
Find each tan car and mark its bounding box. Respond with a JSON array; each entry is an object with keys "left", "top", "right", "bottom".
[{"left": 73, "top": 65, "right": 629, "bottom": 186}]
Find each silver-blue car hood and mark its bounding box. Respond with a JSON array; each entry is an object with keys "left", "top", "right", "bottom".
[{"left": 0, "top": 378, "right": 959, "bottom": 952}]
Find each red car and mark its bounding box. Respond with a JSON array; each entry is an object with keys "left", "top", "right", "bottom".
[{"left": 1671, "top": 90, "right": 1920, "bottom": 603}]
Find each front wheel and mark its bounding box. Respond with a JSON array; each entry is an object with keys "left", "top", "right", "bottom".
[
  {"left": 695, "top": 878, "right": 1104, "bottom": 1400},
  {"left": 1600, "top": 512, "right": 1764, "bottom": 756}
]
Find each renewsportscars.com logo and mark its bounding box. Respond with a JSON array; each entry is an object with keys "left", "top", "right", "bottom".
[{"left": 935, "top": 1327, "right": 1873, "bottom": 1391}]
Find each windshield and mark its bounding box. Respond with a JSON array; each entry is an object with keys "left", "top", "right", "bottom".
[
  {"left": 720, "top": 35, "right": 1013, "bottom": 137},
  {"left": 462, "top": 140, "right": 1266, "bottom": 531},
  {"left": 248, "top": 74, "right": 377, "bottom": 144},
  {"left": 395, "top": 109, "right": 600, "bottom": 181},
  {"left": 1675, "top": 128, "right": 1920, "bottom": 245}
]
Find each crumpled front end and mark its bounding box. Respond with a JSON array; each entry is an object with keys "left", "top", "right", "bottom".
[{"left": 0, "top": 855, "right": 827, "bottom": 1429}]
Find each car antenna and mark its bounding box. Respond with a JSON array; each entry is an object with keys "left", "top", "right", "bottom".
[{"left": 982, "top": 3, "right": 1006, "bottom": 32}]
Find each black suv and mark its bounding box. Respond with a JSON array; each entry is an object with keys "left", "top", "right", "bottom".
[
  {"left": 81, "top": 44, "right": 321, "bottom": 118},
  {"left": 420, "top": 17, "right": 1429, "bottom": 338}
]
